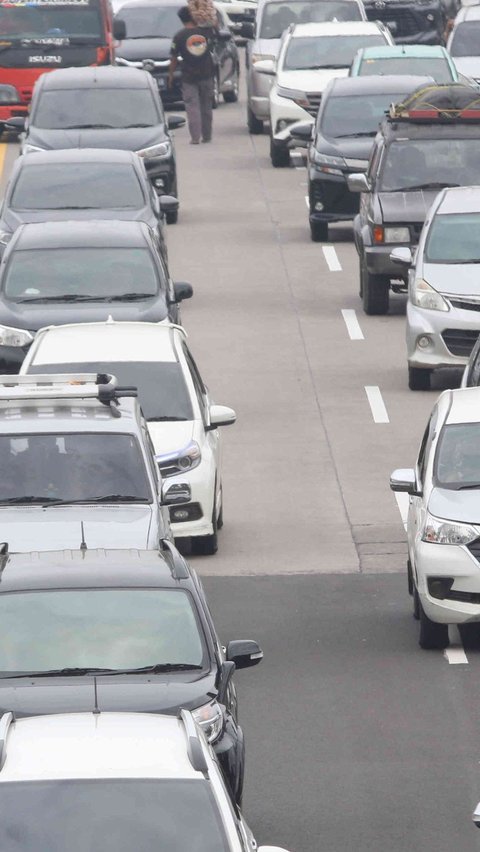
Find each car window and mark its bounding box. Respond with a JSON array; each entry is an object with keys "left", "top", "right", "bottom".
[
  {"left": 417, "top": 408, "right": 437, "bottom": 485},
  {"left": 379, "top": 138, "right": 480, "bottom": 192},
  {"left": 449, "top": 21, "right": 480, "bottom": 56},
  {"left": 183, "top": 346, "right": 208, "bottom": 422},
  {"left": 0, "top": 2, "right": 103, "bottom": 40},
  {"left": 424, "top": 212, "right": 480, "bottom": 263},
  {"left": 367, "top": 140, "right": 382, "bottom": 183},
  {"left": 116, "top": 3, "right": 182, "bottom": 38},
  {"left": 283, "top": 34, "right": 386, "bottom": 69},
  {"left": 0, "top": 432, "right": 152, "bottom": 503},
  {"left": 259, "top": 0, "right": 362, "bottom": 38},
  {"left": 358, "top": 56, "right": 452, "bottom": 82},
  {"left": 435, "top": 421, "right": 480, "bottom": 488},
  {"left": 10, "top": 164, "right": 145, "bottom": 211},
  {"left": 32, "top": 88, "right": 161, "bottom": 130},
  {"left": 468, "top": 342, "right": 480, "bottom": 387},
  {"left": 320, "top": 92, "right": 405, "bottom": 137}
]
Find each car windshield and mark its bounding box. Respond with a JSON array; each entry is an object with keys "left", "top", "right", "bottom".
[
  {"left": 320, "top": 91, "right": 405, "bottom": 137},
  {"left": 116, "top": 4, "right": 181, "bottom": 38},
  {"left": 357, "top": 56, "right": 452, "bottom": 82},
  {"left": 33, "top": 89, "right": 160, "bottom": 130},
  {"left": 284, "top": 34, "right": 386, "bottom": 70},
  {"left": 260, "top": 0, "right": 362, "bottom": 39},
  {"left": 0, "top": 779, "right": 228, "bottom": 852},
  {"left": 435, "top": 423, "right": 480, "bottom": 489},
  {"left": 425, "top": 212, "right": 480, "bottom": 263},
  {"left": 0, "top": 433, "right": 152, "bottom": 504},
  {"left": 379, "top": 139, "right": 480, "bottom": 192},
  {"left": 10, "top": 164, "right": 145, "bottom": 211},
  {"left": 449, "top": 22, "right": 480, "bottom": 57},
  {"left": 3, "top": 247, "right": 161, "bottom": 302},
  {"left": 29, "top": 361, "right": 194, "bottom": 421},
  {"left": 0, "top": 0, "right": 103, "bottom": 41},
  {"left": 0, "top": 588, "right": 204, "bottom": 673}
]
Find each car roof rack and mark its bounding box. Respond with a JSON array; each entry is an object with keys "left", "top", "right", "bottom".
[
  {"left": 389, "top": 84, "right": 480, "bottom": 123},
  {"left": 0, "top": 712, "right": 14, "bottom": 771},
  {"left": 180, "top": 709, "right": 209, "bottom": 775},
  {"left": 160, "top": 539, "right": 189, "bottom": 580},
  {"left": 0, "top": 374, "right": 137, "bottom": 416}
]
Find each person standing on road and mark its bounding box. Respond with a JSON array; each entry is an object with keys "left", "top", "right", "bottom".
[{"left": 168, "top": 5, "right": 216, "bottom": 145}]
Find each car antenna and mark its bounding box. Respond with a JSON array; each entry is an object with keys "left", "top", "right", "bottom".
[
  {"left": 93, "top": 676, "right": 100, "bottom": 716},
  {"left": 80, "top": 522, "right": 87, "bottom": 553}
]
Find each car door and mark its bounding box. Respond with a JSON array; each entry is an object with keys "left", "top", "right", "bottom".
[
  {"left": 183, "top": 343, "right": 221, "bottom": 509},
  {"left": 409, "top": 407, "right": 438, "bottom": 570}
]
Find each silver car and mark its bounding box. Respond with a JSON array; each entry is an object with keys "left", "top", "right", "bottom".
[
  {"left": 391, "top": 186, "right": 480, "bottom": 391},
  {"left": 246, "top": 0, "right": 366, "bottom": 134}
]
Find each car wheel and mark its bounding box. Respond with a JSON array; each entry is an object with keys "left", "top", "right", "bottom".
[
  {"left": 270, "top": 136, "right": 290, "bottom": 167},
  {"left": 247, "top": 107, "right": 263, "bottom": 134},
  {"left": 166, "top": 209, "right": 178, "bottom": 225},
  {"left": 217, "top": 487, "right": 223, "bottom": 529},
  {"left": 192, "top": 493, "right": 219, "bottom": 556},
  {"left": 408, "top": 366, "right": 431, "bottom": 391},
  {"left": 419, "top": 599, "right": 449, "bottom": 650},
  {"left": 413, "top": 584, "right": 420, "bottom": 621},
  {"left": 212, "top": 74, "right": 220, "bottom": 109},
  {"left": 360, "top": 257, "right": 389, "bottom": 315},
  {"left": 223, "top": 67, "right": 239, "bottom": 102},
  {"left": 310, "top": 220, "right": 328, "bottom": 242}
]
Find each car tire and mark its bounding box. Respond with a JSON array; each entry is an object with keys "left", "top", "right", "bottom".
[
  {"left": 212, "top": 74, "right": 220, "bottom": 109},
  {"left": 217, "top": 487, "right": 223, "bottom": 529},
  {"left": 419, "top": 599, "right": 449, "bottom": 650},
  {"left": 360, "top": 257, "right": 389, "bottom": 315},
  {"left": 408, "top": 366, "right": 431, "bottom": 391},
  {"left": 192, "top": 494, "right": 219, "bottom": 556},
  {"left": 247, "top": 107, "right": 263, "bottom": 134},
  {"left": 310, "top": 220, "right": 328, "bottom": 242},
  {"left": 270, "top": 136, "right": 290, "bottom": 167},
  {"left": 223, "top": 67, "right": 239, "bottom": 102},
  {"left": 166, "top": 210, "right": 178, "bottom": 224},
  {"left": 413, "top": 584, "right": 420, "bottom": 621}
]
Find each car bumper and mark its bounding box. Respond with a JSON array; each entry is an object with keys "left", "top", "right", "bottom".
[
  {"left": 309, "top": 168, "right": 360, "bottom": 222},
  {"left": 165, "top": 461, "right": 216, "bottom": 539},
  {"left": 248, "top": 68, "right": 274, "bottom": 119},
  {"left": 415, "top": 539, "right": 480, "bottom": 624},
  {"left": 364, "top": 243, "right": 412, "bottom": 278},
  {"left": 407, "top": 301, "right": 480, "bottom": 370}
]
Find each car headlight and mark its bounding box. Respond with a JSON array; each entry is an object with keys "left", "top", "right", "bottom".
[
  {"left": 310, "top": 149, "right": 345, "bottom": 175},
  {"left": 411, "top": 279, "right": 449, "bottom": 312},
  {"left": 22, "top": 144, "right": 45, "bottom": 155},
  {"left": 422, "top": 512, "right": 479, "bottom": 545},
  {"left": 192, "top": 700, "right": 224, "bottom": 743},
  {"left": 155, "top": 440, "right": 201, "bottom": 475},
  {"left": 252, "top": 52, "right": 275, "bottom": 64},
  {"left": 276, "top": 85, "right": 310, "bottom": 109},
  {"left": 0, "top": 85, "right": 19, "bottom": 104},
  {"left": 384, "top": 226, "right": 410, "bottom": 243},
  {"left": 136, "top": 141, "right": 171, "bottom": 159},
  {"left": 0, "top": 325, "right": 34, "bottom": 347}
]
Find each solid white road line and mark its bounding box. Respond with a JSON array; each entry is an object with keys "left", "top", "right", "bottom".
[
  {"left": 341, "top": 309, "right": 364, "bottom": 341},
  {"left": 445, "top": 626, "right": 469, "bottom": 664},
  {"left": 365, "top": 386, "right": 389, "bottom": 424},
  {"left": 323, "top": 246, "right": 342, "bottom": 272},
  {"left": 394, "top": 491, "right": 408, "bottom": 530}
]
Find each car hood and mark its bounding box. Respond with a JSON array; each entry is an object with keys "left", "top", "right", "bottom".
[
  {"left": 116, "top": 37, "right": 172, "bottom": 62},
  {"left": 0, "top": 505, "right": 153, "bottom": 551},
  {"left": 147, "top": 420, "right": 195, "bottom": 455},
  {"left": 378, "top": 189, "right": 439, "bottom": 224},
  {"left": 1, "top": 207, "right": 154, "bottom": 232},
  {"left": 452, "top": 56, "right": 480, "bottom": 78},
  {"left": 328, "top": 135, "right": 374, "bottom": 160},
  {"left": 0, "top": 297, "right": 169, "bottom": 331},
  {"left": 277, "top": 67, "right": 348, "bottom": 92},
  {"left": 428, "top": 487, "right": 480, "bottom": 524},
  {"left": 422, "top": 262, "right": 480, "bottom": 296},
  {"left": 26, "top": 125, "right": 166, "bottom": 152},
  {"left": 0, "top": 671, "right": 216, "bottom": 717}
]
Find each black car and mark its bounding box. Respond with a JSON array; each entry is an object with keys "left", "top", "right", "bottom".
[
  {"left": 362, "top": 0, "right": 450, "bottom": 45},
  {"left": 0, "top": 545, "right": 263, "bottom": 804},
  {"left": 293, "top": 74, "right": 433, "bottom": 242},
  {"left": 0, "top": 148, "right": 178, "bottom": 259},
  {"left": 6, "top": 66, "right": 185, "bottom": 220},
  {"left": 0, "top": 219, "right": 193, "bottom": 371},
  {"left": 115, "top": 0, "right": 241, "bottom": 108},
  {"left": 350, "top": 85, "right": 480, "bottom": 315}
]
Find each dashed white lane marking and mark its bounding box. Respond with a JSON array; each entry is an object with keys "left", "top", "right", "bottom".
[
  {"left": 341, "top": 309, "right": 364, "bottom": 340},
  {"left": 445, "top": 626, "right": 469, "bottom": 664},
  {"left": 393, "top": 491, "right": 408, "bottom": 530},
  {"left": 365, "top": 385, "right": 389, "bottom": 423},
  {"left": 323, "top": 245, "right": 342, "bottom": 272},
  {"left": 304, "top": 195, "right": 309, "bottom": 209}
]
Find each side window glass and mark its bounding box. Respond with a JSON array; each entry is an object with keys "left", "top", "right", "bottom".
[
  {"left": 368, "top": 142, "right": 382, "bottom": 184},
  {"left": 418, "top": 408, "right": 437, "bottom": 484},
  {"left": 471, "top": 347, "right": 480, "bottom": 386},
  {"left": 183, "top": 346, "right": 207, "bottom": 422}
]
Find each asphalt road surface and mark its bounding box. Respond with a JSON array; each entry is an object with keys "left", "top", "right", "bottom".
[{"left": 2, "top": 65, "right": 480, "bottom": 850}]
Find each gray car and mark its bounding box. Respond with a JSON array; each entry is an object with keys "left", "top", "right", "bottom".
[{"left": 245, "top": 0, "right": 366, "bottom": 134}]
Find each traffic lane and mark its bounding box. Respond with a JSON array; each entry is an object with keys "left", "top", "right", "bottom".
[{"left": 204, "top": 573, "right": 480, "bottom": 852}]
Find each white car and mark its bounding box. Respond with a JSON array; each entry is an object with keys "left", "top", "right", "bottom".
[
  {"left": 21, "top": 321, "right": 236, "bottom": 555},
  {"left": 447, "top": 4, "right": 480, "bottom": 85},
  {"left": 0, "top": 709, "right": 292, "bottom": 852},
  {"left": 255, "top": 20, "right": 394, "bottom": 166},
  {"left": 391, "top": 386, "right": 480, "bottom": 649}
]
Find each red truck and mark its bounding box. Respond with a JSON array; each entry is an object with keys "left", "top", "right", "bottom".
[{"left": 0, "top": 0, "right": 125, "bottom": 121}]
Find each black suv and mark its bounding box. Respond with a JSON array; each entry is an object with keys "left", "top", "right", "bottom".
[
  {"left": 362, "top": 0, "right": 455, "bottom": 45},
  {"left": 0, "top": 545, "right": 263, "bottom": 804},
  {"left": 350, "top": 88, "right": 480, "bottom": 314}
]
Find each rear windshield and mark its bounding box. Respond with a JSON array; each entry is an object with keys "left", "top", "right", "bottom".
[
  {"left": 4, "top": 247, "right": 162, "bottom": 302},
  {"left": 357, "top": 56, "right": 452, "bottom": 82},
  {"left": 0, "top": 1, "right": 103, "bottom": 41},
  {"left": 33, "top": 88, "right": 161, "bottom": 130},
  {"left": 29, "top": 361, "right": 194, "bottom": 422},
  {"left": 11, "top": 164, "right": 145, "bottom": 211},
  {"left": 260, "top": 0, "right": 362, "bottom": 38},
  {"left": 379, "top": 138, "right": 480, "bottom": 192},
  {"left": 284, "top": 34, "right": 386, "bottom": 70},
  {"left": 116, "top": 4, "right": 181, "bottom": 38},
  {"left": 320, "top": 91, "right": 405, "bottom": 137},
  {"left": 450, "top": 21, "right": 480, "bottom": 57},
  {"left": 425, "top": 212, "right": 480, "bottom": 264},
  {"left": 435, "top": 422, "right": 480, "bottom": 489}
]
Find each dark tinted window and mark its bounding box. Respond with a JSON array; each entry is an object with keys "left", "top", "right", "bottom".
[
  {"left": 11, "top": 164, "right": 145, "bottom": 210},
  {"left": 425, "top": 213, "right": 480, "bottom": 263},
  {"left": 260, "top": 0, "right": 362, "bottom": 38},
  {"left": 0, "top": 779, "right": 229, "bottom": 852},
  {"left": 4, "top": 247, "right": 162, "bottom": 301},
  {"left": 0, "top": 1, "right": 102, "bottom": 40},
  {"left": 0, "top": 589, "right": 204, "bottom": 672},
  {"left": 379, "top": 139, "right": 480, "bottom": 191},
  {"left": 117, "top": 4, "right": 181, "bottom": 38},
  {"left": 33, "top": 88, "right": 160, "bottom": 129},
  {"left": 358, "top": 56, "right": 452, "bottom": 82},
  {"left": 0, "top": 432, "right": 152, "bottom": 503},
  {"left": 435, "top": 422, "right": 480, "bottom": 488},
  {"left": 320, "top": 91, "right": 405, "bottom": 137},
  {"left": 29, "top": 361, "right": 194, "bottom": 421},
  {"left": 284, "top": 34, "right": 386, "bottom": 69},
  {"left": 450, "top": 22, "right": 480, "bottom": 57}
]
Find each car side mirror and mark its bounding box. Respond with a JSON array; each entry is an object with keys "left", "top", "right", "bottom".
[
  {"left": 238, "top": 21, "right": 254, "bottom": 38},
  {"left": 227, "top": 639, "right": 263, "bottom": 669},
  {"left": 4, "top": 116, "right": 25, "bottom": 132},
  {"left": 347, "top": 172, "right": 370, "bottom": 193},
  {"left": 390, "top": 468, "right": 419, "bottom": 496},
  {"left": 390, "top": 246, "right": 412, "bottom": 266},
  {"left": 159, "top": 194, "right": 179, "bottom": 216},
  {"left": 217, "top": 27, "right": 231, "bottom": 40},
  {"left": 113, "top": 17, "right": 126, "bottom": 39},
  {"left": 173, "top": 281, "right": 193, "bottom": 302},
  {"left": 289, "top": 121, "right": 313, "bottom": 142},
  {"left": 206, "top": 403, "right": 236, "bottom": 431},
  {"left": 473, "top": 802, "right": 480, "bottom": 828},
  {"left": 254, "top": 58, "right": 275, "bottom": 75},
  {"left": 168, "top": 114, "right": 186, "bottom": 130},
  {"left": 161, "top": 482, "right": 191, "bottom": 505}
]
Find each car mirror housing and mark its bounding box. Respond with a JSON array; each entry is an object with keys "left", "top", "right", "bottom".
[
  {"left": 4, "top": 116, "right": 25, "bottom": 132},
  {"left": 347, "top": 172, "right": 370, "bottom": 193},
  {"left": 159, "top": 195, "right": 179, "bottom": 215},
  {"left": 173, "top": 281, "right": 193, "bottom": 302},
  {"left": 238, "top": 21, "right": 254, "bottom": 38},
  {"left": 289, "top": 121, "right": 313, "bottom": 142},
  {"left": 206, "top": 404, "right": 236, "bottom": 431},
  {"left": 390, "top": 246, "right": 412, "bottom": 266},
  {"left": 113, "top": 18, "right": 126, "bottom": 40},
  {"left": 390, "top": 468, "right": 419, "bottom": 496},
  {"left": 168, "top": 114, "right": 186, "bottom": 131},
  {"left": 254, "top": 59, "right": 276, "bottom": 75},
  {"left": 227, "top": 639, "right": 263, "bottom": 669}
]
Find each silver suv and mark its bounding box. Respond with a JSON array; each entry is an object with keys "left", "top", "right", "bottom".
[
  {"left": 0, "top": 372, "right": 185, "bottom": 550},
  {"left": 246, "top": 0, "right": 366, "bottom": 133}
]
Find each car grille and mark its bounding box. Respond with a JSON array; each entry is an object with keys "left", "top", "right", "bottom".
[
  {"left": 448, "top": 297, "right": 480, "bottom": 313},
  {"left": 441, "top": 329, "right": 480, "bottom": 357},
  {"left": 365, "top": 6, "right": 419, "bottom": 36},
  {"left": 19, "top": 86, "right": 33, "bottom": 103},
  {"left": 304, "top": 92, "right": 321, "bottom": 117}
]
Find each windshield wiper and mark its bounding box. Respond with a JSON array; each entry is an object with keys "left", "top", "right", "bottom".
[
  {"left": 1, "top": 663, "right": 204, "bottom": 679},
  {"left": 456, "top": 483, "right": 480, "bottom": 490},
  {"left": 123, "top": 123, "right": 155, "bottom": 128},
  {"left": 61, "top": 123, "right": 117, "bottom": 129},
  {"left": 337, "top": 130, "right": 377, "bottom": 138},
  {"left": 15, "top": 294, "right": 103, "bottom": 303},
  {"left": 0, "top": 496, "right": 58, "bottom": 505},
  {"left": 303, "top": 63, "right": 347, "bottom": 69},
  {"left": 390, "top": 182, "right": 461, "bottom": 192},
  {"left": 105, "top": 293, "right": 156, "bottom": 301},
  {"left": 148, "top": 416, "right": 188, "bottom": 422},
  {"left": 1, "top": 667, "right": 122, "bottom": 679},
  {"left": 96, "top": 663, "right": 204, "bottom": 675},
  {"left": 92, "top": 494, "right": 150, "bottom": 502}
]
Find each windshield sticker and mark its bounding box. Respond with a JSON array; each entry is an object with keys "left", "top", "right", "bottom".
[
  {"left": 21, "top": 36, "right": 70, "bottom": 44},
  {"left": 29, "top": 53, "right": 62, "bottom": 60},
  {"left": 0, "top": 0, "right": 90, "bottom": 6}
]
